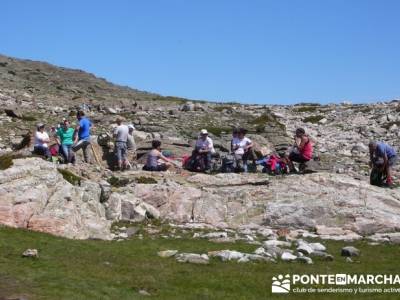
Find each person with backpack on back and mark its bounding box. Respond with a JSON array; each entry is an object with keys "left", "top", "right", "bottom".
[
  {"left": 287, "top": 128, "right": 313, "bottom": 172},
  {"left": 369, "top": 141, "right": 397, "bottom": 186},
  {"left": 72, "top": 110, "right": 92, "bottom": 163},
  {"left": 126, "top": 124, "right": 137, "bottom": 168},
  {"left": 113, "top": 117, "right": 129, "bottom": 171}
]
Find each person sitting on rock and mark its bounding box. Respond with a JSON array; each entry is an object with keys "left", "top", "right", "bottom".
[
  {"left": 126, "top": 124, "right": 137, "bottom": 168},
  {"left": 33, "top": 123, "right": 51, "bottom": 159},
  {"left": 232, "top": 128, "right": 256, "bottom": 172},
  {"left": 113, "top": 117, "right": 129, "bottom": 171},
  {"left": 369, "top": 141, "right": 397, "bottom": 186},
  {"left": 72, "top": 110, "right": 92, "bottom": 163},
  {"left": 143, "top": 140, "right": 178, "bottom": 171},
  {"left": 56, "top": 119, "right": 75, "bottom": 164},
  {"left": 287, "top": 128, "right": 313, "bottom": 172},
  {"left": 194, "top": 129, "right": 215, "bottom": 172}
]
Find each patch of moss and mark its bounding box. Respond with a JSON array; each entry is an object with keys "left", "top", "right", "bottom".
[
  {"left": 205, "top": 126, "right": 232, "bottom": 137},
  {"left": 135, "top": 176, "right": 157, "bottom": 184},
  {"left": 57, "top": 168, "right": 81, "bottom": 186},
  {"left": 303, "top": 115, "right": 325, "bottom": 124},
  {"left": 107, "top": 176, "right": 130, "bottom": 187},
  {"left": 0, "top": 154, "right": 13, "bottom": 170},
  {"left": 21, "top": 114, "right": 37, "bottom": 122}
]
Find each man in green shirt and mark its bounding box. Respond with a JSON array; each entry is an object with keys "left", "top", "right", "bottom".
[{"left": 56, "top": 120, "right": 75, "bottom": 164}]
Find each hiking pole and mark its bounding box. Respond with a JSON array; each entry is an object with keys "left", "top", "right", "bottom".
[{"left": 91, "top": 144, "right": 101, "bottom": 166}]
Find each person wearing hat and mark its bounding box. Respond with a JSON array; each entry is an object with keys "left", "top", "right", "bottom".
[
  {"left": 287, "top": 128, "right": 313, "bottom": 172},
  {"left": 72, "top": 110, "right": 92, "bottom": 163},
  {"left": 33, "top": 123, "right": 51, "bottom": 159},
  {"left": 232, "top": 128, "right": 255, "bottom": 172},
  {"left": 113, "top": 117, "right": 129, "bottom": 171},
  {"left": 126, "top": 124, "right": 137, "bottom": 168},
  {"left": 194, "top": 129, "right": 215, "bottom": 171},
  {"left": 56, "top": 119, "right": 75, "bottom": 164}
]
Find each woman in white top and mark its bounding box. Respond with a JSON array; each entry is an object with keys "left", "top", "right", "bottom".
[{"left": 34, "top": 123, "right": 51, "bottom": 159}]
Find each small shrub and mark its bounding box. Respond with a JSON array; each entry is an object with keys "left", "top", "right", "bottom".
[
  {"left": 0, "top": 154, "right": 13, "bottom": 170},
  {"left": 303, "top": 115, "right": 325, "bottom": 124},
  {"left": 57, "top": 168, "right": 81, "bottom": 186},
  {"left": 135, "top": 176, "right": 157, "bottom": 184}
]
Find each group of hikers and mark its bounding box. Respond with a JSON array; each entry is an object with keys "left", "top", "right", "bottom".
[{"left": 32, "top": 110, "right": 397, "bottom": 187}]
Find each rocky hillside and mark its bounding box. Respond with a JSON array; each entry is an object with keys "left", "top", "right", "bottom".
[{"left": 0, "top": 54, "right": 399, "bottom": 243}]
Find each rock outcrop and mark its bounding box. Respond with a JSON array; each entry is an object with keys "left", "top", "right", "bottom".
[{"left": 0, "top": 158, "right": 111, "bottom": 239}]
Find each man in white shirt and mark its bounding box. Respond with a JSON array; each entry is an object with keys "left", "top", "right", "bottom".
[
  {"left": 232, "top": 128, "right": 256, "bottom": 172},
  {"left": 194, "top": 129, "right": 215, "bottom": 172},
  {"left": 113, "top": 117, "right": 129, "bottom": 171},
  {"left": 33, "top": 123, "right": 51, "bottom": 159}
]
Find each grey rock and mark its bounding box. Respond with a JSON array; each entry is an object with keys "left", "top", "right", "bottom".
[
  {"left": 22, "top": 248, "right": 39, "bottom": 258},
  {"left": 297, "top": 256, "right": 313, "bottom": 264},
  {"left": 176, "top": 253, "right": 209, "bottom": 264},
  {"left": 158, "top": 250, "right": 178, "bottom": 258},
  {"left": 281, "top": 252, "right": 297, "bottom": 261},
  {"left": 341, "top": 246, "right": 360, "bottom": 257}
]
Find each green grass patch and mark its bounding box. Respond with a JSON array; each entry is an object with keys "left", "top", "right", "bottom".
[
  {"left": 303, "top": 115, "right": 325, "bottom": 124},
  {"left": 1, "top": 227, "right": 400, "bottom": 299},
  {"left": 57, "top": 168, "right": 81, "bottom": 186}
]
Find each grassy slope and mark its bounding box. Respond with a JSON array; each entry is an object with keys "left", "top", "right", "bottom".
[{"left": 0, "top": 226, "right": 399, "bottom": 300}]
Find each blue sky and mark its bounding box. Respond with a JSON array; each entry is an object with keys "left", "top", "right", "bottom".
[{"left": 1, "top": 0, "right": 399, "bottom": 104}]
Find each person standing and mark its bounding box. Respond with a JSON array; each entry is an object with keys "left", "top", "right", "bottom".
[
  {"left": 126, "top": 124, "right": 137, "bottom": 167},
  {"left": 113, "top": 117, "right": 129, "bottom": 171},
  {"left": 33, "top": 123, "right": 51, "bottom": 159},
  {"left": 56, "top": 120, "right": 75, "bottom": 164},
  {"left": 369, "top": 141, "right": 397, "bottom": 186},
  {"left": 72, "top": 110, "right": 92, "bottom": 163}
]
